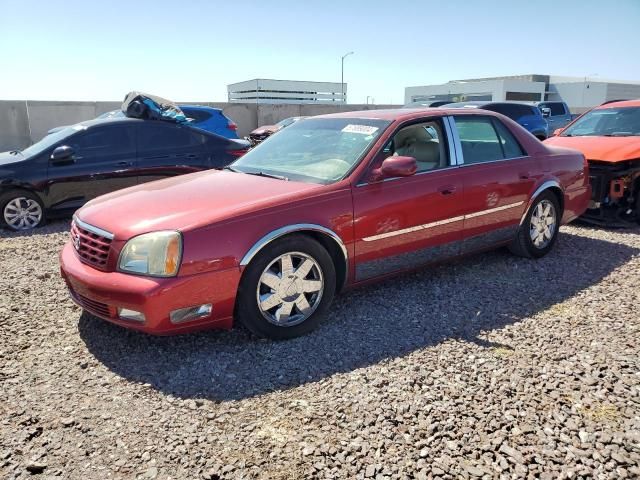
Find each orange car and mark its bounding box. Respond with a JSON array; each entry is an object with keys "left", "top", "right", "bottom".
[{"left": 545, "top": 100, "right": 640, "bottom": 227}]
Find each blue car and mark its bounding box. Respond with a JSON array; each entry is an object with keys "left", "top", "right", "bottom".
[
  {"left": 445, "top": 101, "right": 549, "bottom": 140},
  {"left": 48, "top": 105, "right": 239, "bottom": 139},
  {"left": 179, "top": 105, "right": 239, "bottom": 139}
]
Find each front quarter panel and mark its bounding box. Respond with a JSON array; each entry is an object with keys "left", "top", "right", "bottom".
[{"left": 178, "top": 186, "right": 354, "bottom": 279}]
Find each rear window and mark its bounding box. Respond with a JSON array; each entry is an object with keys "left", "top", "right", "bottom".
[{"left": 183, "top": 109, "right": 212, "bottom": 123}]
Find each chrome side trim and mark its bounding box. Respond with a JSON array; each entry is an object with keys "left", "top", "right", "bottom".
[
  {"left": 73, "top": 216, "right": 114, "bottom": 240},
  {"left": 362, "top": 201, "right": 524, "bottom": 242},
  {"left": 363, "top": 216, "right": 464, "bottom": 242},
  {"left": 447, "top": 116, "right": 464, "bottom": 165},
  {"left": 465, "top": 201, "right": 524, "bottom": 219},
  {"left": 240, "top": 223, "right": 348, "bottom": 269},
  {"left": 519, "top": 181, "right": 563, "bottom": 226}
]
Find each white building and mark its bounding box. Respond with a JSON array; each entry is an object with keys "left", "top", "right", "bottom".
[
  {"left": 228, "top": 79, "right": 346, "bottom": 104},
  {"left": 405, "top": 75, "right": 640, "bottom": 112}
]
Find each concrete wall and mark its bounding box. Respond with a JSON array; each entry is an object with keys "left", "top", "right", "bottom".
[{"left": 0, "top": 100, "right": 399, "bottom": 151}]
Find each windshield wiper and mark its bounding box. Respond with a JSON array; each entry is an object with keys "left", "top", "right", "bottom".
[
  {"left": 245, "top": 171, "right": 289, "bottom": 181},
  {"left": 603, "top": 132, "right": 634, "bottom": 137},
  {"left": 9, "top": 150, "right": 21, "bottom": 155},
  {"left": 222, "top": 165, "right": 241, "bottom": 172}
]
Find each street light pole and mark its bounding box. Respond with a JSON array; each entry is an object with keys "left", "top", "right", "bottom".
[{"left": 341, "top": 51, "right": 354, "bottom": 106}]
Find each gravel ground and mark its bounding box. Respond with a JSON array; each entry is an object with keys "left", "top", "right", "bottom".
[{"left": 0, "top": 220, "right": 639, "bottom": 479}]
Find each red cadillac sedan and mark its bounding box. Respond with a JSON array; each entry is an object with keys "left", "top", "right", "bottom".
[{"left": 60, "top": 108, "right": 590, "bottom": 339}]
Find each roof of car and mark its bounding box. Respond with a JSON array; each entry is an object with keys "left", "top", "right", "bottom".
[
  {"left": 445, "top": 100, "right": 539, "bottom": 108},
  {"left": 316, "top": 107, "right": 504, "bottom": 122},
  {"left": 596, "top": 99, "right": 640, "bottom": 109},
  {"left": 179, "top": 104, "right": 223, "bottom": 112}
]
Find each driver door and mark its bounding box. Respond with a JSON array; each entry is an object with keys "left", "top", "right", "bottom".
[
  {"left": 352, "top": 118, "right": 466, "bottom": 282},
  {"left": 46, "top": 125, "right": 138, "bottom": 211}
]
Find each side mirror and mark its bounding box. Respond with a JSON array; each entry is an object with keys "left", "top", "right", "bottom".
[
  {"left": 50, "top": 145, "right": 75, "bottom": 163},
  {"left": 541, "top": 107, "right": 551, "bottom": 118},
  {"left": 553, "top": 128, "right": 564, "bottom": 137},
  {"left": 370, "top": 155, "right": 417, "bottom": 182}
]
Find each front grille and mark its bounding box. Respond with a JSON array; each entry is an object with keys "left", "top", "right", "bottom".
[
  {"left": 71, "top": 290, "right": 112, "bottom": 318},
  {"left": 70, "top": 220, "right": 113, "bottom": 270}
]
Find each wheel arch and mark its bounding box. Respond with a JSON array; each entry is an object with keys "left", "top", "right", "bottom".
[
  {"left": 519, "top": 180, "right": 564, "bottom": 226},
  {"left": 239, "top": 224, "right": 349, "bottom": 292}
]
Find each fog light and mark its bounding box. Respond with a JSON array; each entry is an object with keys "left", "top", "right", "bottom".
[
  {"left": 170, "top": 304, "right": 213, "bottom": 324},
  {"left": 117, "top": 307, "right": 146, "bottom": 322}
]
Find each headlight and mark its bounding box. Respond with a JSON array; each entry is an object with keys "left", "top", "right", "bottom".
[{"left": 118, "top": 231, "right": 182, "bottom": 277}]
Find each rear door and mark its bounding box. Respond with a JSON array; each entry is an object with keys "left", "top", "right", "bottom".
[
  {"left": 352, "top": 117, "right": 466, "bottom": 281},
  {"left": 451, "top": 115, "right": 539, "bottom": 253},
  {"left": 135, "top": 122, "right": 212, "bottom": 184},
  {"left": 46, "top": 124, "right": 138, "bottom": 211}
]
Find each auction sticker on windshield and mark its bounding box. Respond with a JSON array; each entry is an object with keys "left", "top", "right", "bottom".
[{"left": 342, "top": 124, "right": 379, "bottom": 135}]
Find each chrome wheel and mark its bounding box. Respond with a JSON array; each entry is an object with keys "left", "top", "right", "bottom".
[
  {"left": 529, "top": 199, "right": 556, "bottom": 249},
  {"left": 3, "top": 197, "right": 42, "bottom": 230},
  {"left": 256, "top": 251, "right": 324, "bottom": 327}
]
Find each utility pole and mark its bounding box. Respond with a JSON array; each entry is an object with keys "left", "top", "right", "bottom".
[{"left": 341, "top": 51, "right": 354, "bottom": 106}]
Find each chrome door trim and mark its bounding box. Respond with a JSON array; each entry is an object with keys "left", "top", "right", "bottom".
[
  {"left": 240, "top": 223, "right": 348, "bottom": 269},
  {"left": 73, "top": 216, "right": 114, "bottom": 240},
  {"left": 362, "top": 216, "right": 465, "bottom": 242},
  {"left": 442, "top": 116, "right": 459, "bottom": 167},
  {"left": 464, "top": 201, "right": 524, "bottom": 219},
  {"left": 361, "top": 201, "right": 525, "bottom": 242},
  {"left": 446, "top": 116, "right": 464, "bottom": 165}
]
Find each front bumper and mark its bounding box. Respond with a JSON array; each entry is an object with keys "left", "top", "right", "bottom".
[{"left": 60, "top": 242, "right": 241, "bottom": 335}]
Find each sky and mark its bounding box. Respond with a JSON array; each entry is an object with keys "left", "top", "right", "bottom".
[{"left": 1, "top": 0, "right": 639, "bottom": 104}]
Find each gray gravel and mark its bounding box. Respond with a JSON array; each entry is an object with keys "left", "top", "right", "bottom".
[{"left": 1, "top": 220, "right": 639, "bottom": 479}]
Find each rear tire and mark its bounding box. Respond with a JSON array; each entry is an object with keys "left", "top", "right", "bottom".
[
  {"left": 236, "top": 235, "right": 336, "bottom": 340},
  {"left": 0, "top": 190, "right": 45, "bottom": 231},
  {"left": 509, "top": 191, "right": 561, "bottom": 258}
]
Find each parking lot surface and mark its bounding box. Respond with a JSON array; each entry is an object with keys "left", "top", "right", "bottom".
[{"left": 1, "top": 221, "right": 639, "bottom": 479}]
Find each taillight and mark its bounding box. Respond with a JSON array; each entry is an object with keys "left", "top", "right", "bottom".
[
  {"left": 227, "top": 149, "right": 247, "bottom": 158},
  {"left": 228, "top": 121, "right": 238, "bottom": 130}
]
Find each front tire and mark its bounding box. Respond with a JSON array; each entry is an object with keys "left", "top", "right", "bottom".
[
  {"left": 509, "top": 191, "right": 560, "bottom": 258},
  {"left": 0, "top": 190, "right": 45, "bottom": 231},
  {"left": 236, "top": 235, "right": 336, "bottom": 339}
]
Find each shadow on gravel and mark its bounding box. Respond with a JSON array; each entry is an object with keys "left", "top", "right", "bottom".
[
  {"left": 78, "top": 230, "right": 639, "bottom": 401},
  {"left": 0, "top": 220, "right": 70, "bottom": 238}
]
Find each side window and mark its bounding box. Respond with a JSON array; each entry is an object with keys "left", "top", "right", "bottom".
[
  {"left": 70, "top": 126, "right": 134, "bottom": 155},
  {"left": 388, "top": 119, "right": 450, "bottom": 173},
  {"left": 492, "top": 119, "right": 526, "bottom": 159},
  {"left": 454, "top": 116, "right": 504, "bottom": 164},
  {"left": 138, "top": 124, "right": 198, "bottom": 150},
  {"left": 548, "top": 103, "right": 566, "bottom": 116}
]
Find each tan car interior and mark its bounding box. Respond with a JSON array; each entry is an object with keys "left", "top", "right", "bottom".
[{"left": 393, "top": 122, "right": 447, "bottom": 172}]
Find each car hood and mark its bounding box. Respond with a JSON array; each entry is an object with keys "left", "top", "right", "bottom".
[
  {"left": 76, "top": 170, "right": 322, "bottom": 240},
  {"left": 544, "top": 136, "right": 640, "bottom": 163},
  {"left": 0, "top": 151, "right": 26, "bottom": 166}
]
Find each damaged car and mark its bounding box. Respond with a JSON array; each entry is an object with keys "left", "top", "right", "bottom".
[{"left": 545, "top": 99, "right": 640, "bottom": 227}]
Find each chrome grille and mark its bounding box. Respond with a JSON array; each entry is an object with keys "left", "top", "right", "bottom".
[{"left": 70, "top": 219, "right": 113, "bottom": 270}]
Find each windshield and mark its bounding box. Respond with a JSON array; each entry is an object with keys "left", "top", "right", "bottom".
[
  {"left": 20, "top": 125, "right": 84, "bottom": 157},
  {"left": 562, "top": 107, "right": 640, "bottom": 137},
  {"left": 231, "top": 118, "right": 390, "bottom": 184}
]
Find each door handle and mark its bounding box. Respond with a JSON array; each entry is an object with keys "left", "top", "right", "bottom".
[
  {"left": 438, "top": 185, "right": 456, "bottom": 195},
  {"left": 116, "top": 161, "right": 132, "bottom": 167},
  {"left": 519, "top": 173, "right": 530, "bottom": 180}
]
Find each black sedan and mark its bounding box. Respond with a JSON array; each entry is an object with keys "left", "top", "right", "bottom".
[{"left": 0, "top": 117, "right": 249, "bottom": 230}]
